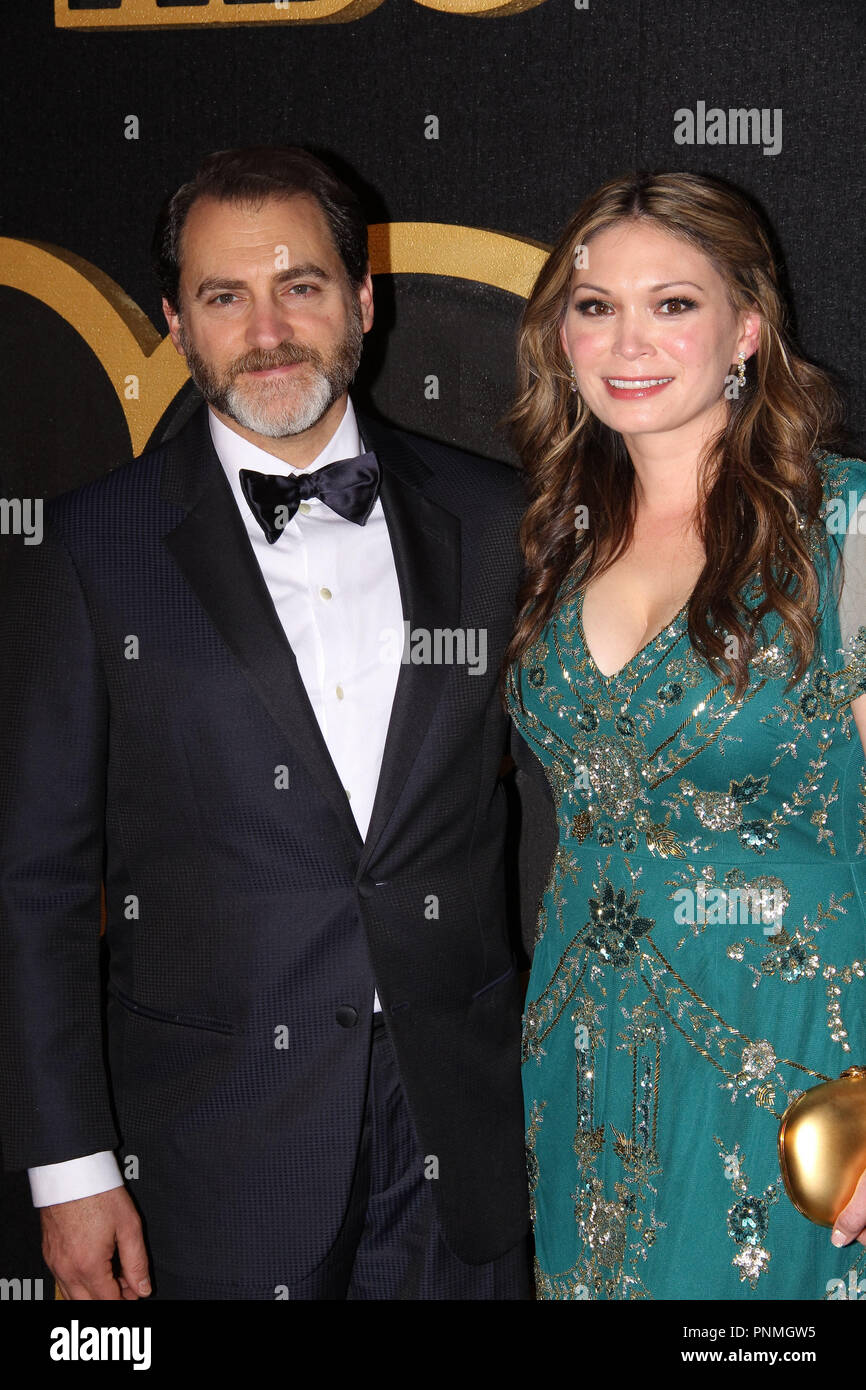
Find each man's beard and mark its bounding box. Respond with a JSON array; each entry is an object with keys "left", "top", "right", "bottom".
[{"left": 178, "top": 303, "right": 364, "bottom": 438}]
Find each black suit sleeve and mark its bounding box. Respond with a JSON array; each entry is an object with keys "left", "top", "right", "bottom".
[
  {"left": 509, "top": 722, "right": 558, "bottom": 964},
  {"left": 0, "top": 519, "right": 118, "bottom": 1170}
]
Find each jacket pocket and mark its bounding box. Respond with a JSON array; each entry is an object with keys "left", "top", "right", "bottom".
[{"left": 107, "top": 984, "right": 235, "bottom": 1035}]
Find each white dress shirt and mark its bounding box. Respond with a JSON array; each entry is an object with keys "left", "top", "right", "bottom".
[{"left": 29, "top": 396, "right": 403, "bottom": 1206}]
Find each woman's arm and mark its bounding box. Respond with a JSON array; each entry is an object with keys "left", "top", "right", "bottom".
[
  {"left": 829, "top": 690, "right": 866, "bottom": 1247},
  {"left": 852, "top": 692, "right": 866, "bottom": 759}
]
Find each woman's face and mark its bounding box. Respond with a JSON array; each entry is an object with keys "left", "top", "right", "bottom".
[{"left": 560, "top": 219, "right": 760, "bottom": 454}]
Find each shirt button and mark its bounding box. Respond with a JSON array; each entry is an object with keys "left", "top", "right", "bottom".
[
  {"left": 336, "top": 684, "right": 344, "bottom": 700},
  {"left": 319, "top": 587, "right": 332, "bottom": 601},
  {"left": 298, "top": 501, "right": 311, "bottom": 515}
]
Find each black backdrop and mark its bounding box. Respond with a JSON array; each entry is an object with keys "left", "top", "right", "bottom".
[{"left": 1, "top": 0, "right": 864, "bottom": 1296}]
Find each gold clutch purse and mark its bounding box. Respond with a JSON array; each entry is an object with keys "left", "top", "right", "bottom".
[{"left": 778, "top": 1066, "right": 866, "bottom": 1226}]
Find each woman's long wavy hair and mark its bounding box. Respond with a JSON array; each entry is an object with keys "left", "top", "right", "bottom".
[{"left": 503, "top": 171, "right": 844, "bottom": 703}]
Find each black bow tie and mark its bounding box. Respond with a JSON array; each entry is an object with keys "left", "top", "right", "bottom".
[{"left": 240, "top": 451, "right": 380, "bottom": 543}]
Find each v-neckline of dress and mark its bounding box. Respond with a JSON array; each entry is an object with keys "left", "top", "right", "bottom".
[{"left": 575, "top": 586, "right": 691, "bottom": 684}]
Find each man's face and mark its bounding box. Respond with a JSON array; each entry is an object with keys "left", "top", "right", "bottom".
[{"left": 163, "top": 193, "right": 373, "bottom": 440}]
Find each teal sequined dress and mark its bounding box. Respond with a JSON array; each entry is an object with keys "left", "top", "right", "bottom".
[{"left": 506, "top": 455, "right": 866, "bottom": 1300}]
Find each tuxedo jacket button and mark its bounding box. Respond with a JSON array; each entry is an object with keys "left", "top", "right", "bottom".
[
  {"left": 336, "top": 1005, "right": 359, "bottom": 1028},
  {"left": 357, "top": 877, "right": 376, "bottom": 898}
]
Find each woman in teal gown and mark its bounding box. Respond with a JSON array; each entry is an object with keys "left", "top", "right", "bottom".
[{"left": 504, "top": 172, "right": 866, "bottom": 1300}]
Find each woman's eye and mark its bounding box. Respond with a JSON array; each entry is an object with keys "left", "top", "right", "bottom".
[
  {"left": 572, "top": 295, "right": 699, "bottom": 316},
  {"left": 575, "top": 299, "right": 613, "bottom": 316}
]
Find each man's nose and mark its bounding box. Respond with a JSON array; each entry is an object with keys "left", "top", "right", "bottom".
[{"left": 245, "top": 296, "right": 292, "bottom": 347}]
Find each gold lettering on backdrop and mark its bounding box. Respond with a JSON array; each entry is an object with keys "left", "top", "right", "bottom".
[
  {"left": 0, "top": 226, "right": 548, "bottom": 453},
  {"left": 413, "top": 0, "right": 544, "bottom": 13},
  {"left": 55, "top": 0, "right": 385, "bottom": 27},
  {"left": 54, "top": 0, "right": 543, "bottom": 28}
]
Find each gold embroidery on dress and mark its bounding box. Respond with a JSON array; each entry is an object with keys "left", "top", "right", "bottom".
[{"left": 525, "top": 1099, "right": 546, "bottom": 1224}]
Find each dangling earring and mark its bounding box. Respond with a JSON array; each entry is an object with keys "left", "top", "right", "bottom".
[
  {"left": 569, "top": 362, "right": 579, "bottom": 395},
  {"left": 736, "top": 350, "right": 747, "bottom": 389}
]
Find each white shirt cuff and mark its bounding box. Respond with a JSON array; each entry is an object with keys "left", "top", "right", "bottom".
[{"left": 28, "top": 1151, "right": 124, "bottom": 1207}]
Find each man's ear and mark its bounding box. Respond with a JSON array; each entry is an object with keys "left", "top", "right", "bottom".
[
  {"left": 162, "top": 297, "right": 185, "bottom": 357},
  {"left": 357, "top": 270, "right": 374, "bottom": 334}
]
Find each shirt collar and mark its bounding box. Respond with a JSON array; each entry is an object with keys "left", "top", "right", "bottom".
[{"left": 208, "top": 398, "right": 362, "bottom": 482}]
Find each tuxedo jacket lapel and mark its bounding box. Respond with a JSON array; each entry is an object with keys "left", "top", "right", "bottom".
[
  {"left": 356, "top": 414, "right": 462, "bottom": 867},
  {"left": 158, "top": 405, "right": 462, "bottom": 866},
  {"left": 159, "top": 406, "right": 363, "bottom": 853}
]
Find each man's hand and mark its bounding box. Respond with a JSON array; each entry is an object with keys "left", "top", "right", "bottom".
[{"left": 41, "top": 1187, "right": 152, "bottom": 1300}]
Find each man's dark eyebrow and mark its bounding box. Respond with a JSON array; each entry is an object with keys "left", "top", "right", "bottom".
[{"left": 194, "top": 265, "right": 332, "bottom": 299}]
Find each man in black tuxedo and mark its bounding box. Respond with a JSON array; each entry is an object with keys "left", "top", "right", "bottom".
[{"left": 0, "top": 148, "right": 529, "bottom": 1299}]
